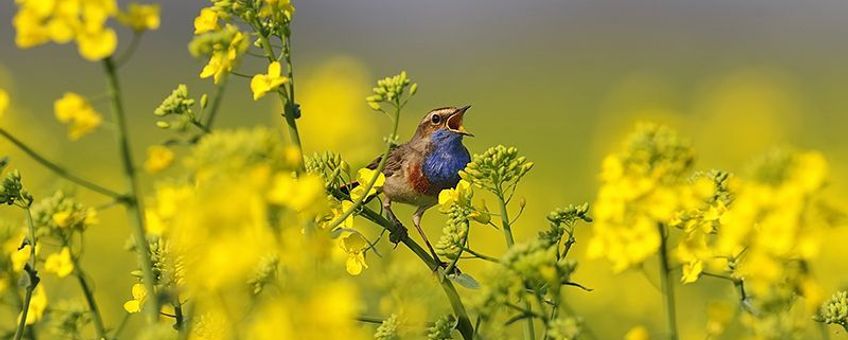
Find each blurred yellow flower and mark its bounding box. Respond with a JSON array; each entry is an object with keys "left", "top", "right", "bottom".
[
  {"left": 144, "top": 145, "right": 175, "bottom": 173},
  {"left": 44, "top": 247, "right": 74, "bottom": 278},
  {"left": 0, "top": 89, "right": 8, "bottom": 117},
  {"left": 194, "top": 8, "right": 219, "bottom": 34},
  {"left": 349, "top": 168, "right": 385, "bottom": 201},
  {"left": 11, "top": 244, "right": 35, "bottom": 273},
  {"left": 267, "top": 173, "right": 327, "bottom": 213},
  {"left": 54, "top": 92, "right": 102, "bottom": 140},
  {"left": 624, "top": 325, "right": 650, "bottom": 340},
  {"left": 18, "top": 285, "right": 47, "bottom": 325},
  {"left": 296, "top": 57, "right": 380, "bottom": 162},
  {"left": 75, "top": 26, "right": 118, "bottom": 61},
  {"left": 13, "top": 0, "right": 118, "bottom": 61},
  {"left": 341, "top": 233, "right": 369, "bottom": 275},
  {"left": 52, "top": 211, "right": 73, "bottom": 228},
  {"left": 123, "top": 283, "right": 147, "bottom": 313},
  {"left": 118, "top": 3, "right": 160, "bottom": 32},
  {"left": 251, "top": 62, "right": 289, "bottom": 101}
]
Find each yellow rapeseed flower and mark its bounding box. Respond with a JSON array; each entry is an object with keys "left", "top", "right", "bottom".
[
  {"left": 267, "top": 173, "right": 327, "bottom": 213},
  {"left": 13, "top": 0, "right": 119, "bottom": 61},
  {"left": 75, "top": 26, "right": 118, "bottom": 61},
  {"left": 438, "top": 179, "right": 472, "bottom": 210},
  {"left": 18, "top": 285, "right": 47, "bottom": 325},
  {"left": 44, "top": 247, "right": 74, "bottom": 278},
  {"left": 349, "top": 168, "right": 385, "bottom": 201},
  {"left": 144, "top": 145, "right": 175, "bottom": 173},
  {"left": 0, "top": 89, "right": 8, "bottom": 117},
  {"left": 11, "top": 244, "right": 32, "bottom": 273},
  {"left": 193, "top": 8, "right": 219, "bottom": 34},
  {"left": 624, "top": 325, "right": 650, "bottom": 340},
  {"left": 250, "top": 62, "right": 289, "bottom": 101},
  {"left": 341, "top": 233, "right": 369, "bottom": 275},
  {"left": 123, "top": 283, "right": 147, "bottom": 313},
  {"left": 54, "top": 92, "right": 102, "bottom": 140},
  {"left": 118, "top": 3, "right": 160, "bottom": 32}
]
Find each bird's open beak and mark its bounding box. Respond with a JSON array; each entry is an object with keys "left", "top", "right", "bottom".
[{"left": 447, "top": 105, "right": 473, "bottom": 137}]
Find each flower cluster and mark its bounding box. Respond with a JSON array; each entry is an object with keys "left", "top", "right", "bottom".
[
  {"left": 188, "top": 23, "right": 249, "bottom": 84},
  {"left": 13, "top": 0, "right": 159, "bottom": 61},
  {"left": 54, "top": 92, "right": 103, "bottom": 140},
  {"left": 460, "top": 145, "right": 534, "bottom": 197},
  {"left": 588, "top": 123, "right": 712, "bottom": 272},
  {"left": 815, "top": 290, "right": 848, "bottom": 330},
  {"left": 366, "top": 71, "right": 418, "bottom": 111},
  {"left": 139, "top": 127, "right": 369, "bottom": 338}
]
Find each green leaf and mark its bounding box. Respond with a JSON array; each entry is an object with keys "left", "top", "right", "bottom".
[{"left": 449, "top": 273, "right": 480, "bottom": 289}]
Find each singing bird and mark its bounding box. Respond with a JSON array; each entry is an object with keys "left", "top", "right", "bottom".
[{"left": 364, "top": 106, "right": 473, "bottom": 265}]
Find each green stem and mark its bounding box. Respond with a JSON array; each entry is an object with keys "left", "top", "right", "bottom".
[
  {"left": 111, "top": 313, "right": 131, "bottom": 340},
  {"left": 342, "top": 196, "right": 474, "bottom": 340},
  {"left": 0, "top": 129, "right": 123, "bottom": 199},
  {"left": 657, "top": 224, "right": 678, "bottom": 340},
  {"left": 73, "top": 266, "right": 107, "bottom": 339},
  {"left": 203, "top": 78, "right": 228, "bottom": 130},
  {"left": 497, "top": 193, "right": 515, "bottom": 247},
  {"left": 102, "top": 57, "right": 160, "bottom": 323},
  {"left": 13, "top": 208, "right": 39, "bottom": 340},
  {"left": 496, "top": 191, "right": 534, "bottom": 339},
  {"left": 254, "top": 29, "right": 305, "bottom": 169}
]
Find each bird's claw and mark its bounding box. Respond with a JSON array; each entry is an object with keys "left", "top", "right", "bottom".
[{"left": 388, "top": 222, "right": 408, "bottom": 246}]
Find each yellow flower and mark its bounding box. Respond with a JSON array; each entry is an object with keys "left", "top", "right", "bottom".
[
  {"left": 52, "top": 211, "right": 73, "bottom": 228},
  {"left": 11, "top": 243, "right": 39, "bottom": 273},
  {"left": 680, "top": 259, "right": 703, "bottom": 284},
  {"left": 624, "top": 325, "right": 650, "bottom": 340},
  {"left": 44, "top": 247, "right": 74, "bottom": 278},
  {"left": 250, "top": 62, "right": 289, "bottom": 101},
  {"left": 76, "top": 26, "right": 117, "bottom": 61},
  {"left": 18, "top": 285, "right": 47, "bottom": 325},
  {"left": 123, "top": 283, "right": 147, "bottom": 313},
  {"left": 0, "top": 89, "right": 8, "bottom": 117},
  {"left": 341, "top": 233, "right": 369, "bottom": 275},
  {"left": 118, "top": 3, "right": 160, "bottom": 32},
  {"left": 193, "top": 8, "right": 219, "bottom": 34},
  {"left": 267, "top": 173, "right": 327, "bottom": 213},
  {"left": 144, "top": 145, "right": 175, "bottom": 173},
  {"left": 349, "top": 168, "right": 385, "bottom": 201},
  {"left": 54, "top": 92, "right": 102, "bottom": 140},
  {"left": 438, "top": 180, "right": 472, "bottom": 209}
]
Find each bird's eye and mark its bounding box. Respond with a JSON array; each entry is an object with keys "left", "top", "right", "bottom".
[{"left": 430, "top": 114, "right": 441, "bottom": 125}]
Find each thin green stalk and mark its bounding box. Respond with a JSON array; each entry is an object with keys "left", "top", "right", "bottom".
[
  {"left": 0, "top": 129, "right": 123, "bottom": 199},
  {"left": 497, "top": 192, "right": 515, "bottom": 247},
  {"left": 13, "top": 208, "right": 39, "bottom": 340},
  {"left": 73, "top": 266, "right": 106, "bottom": 339},
  {"left": 657, "top": 224, "right": 678, "bottom": 340},
  {"left": 496, "top": 191, "right": 534, "bottom": 339},
  {"left": 111, "top": 313, "right": 131, "bottom": 340},
  {"left": 102, "top": 57, "right": 160, "bottom": 323},
  {"left": 203, "top": 78, "right": 228, "bottom": 130},
  {"left": 254, "top": 29, "right": 305, "bottom": 168}
]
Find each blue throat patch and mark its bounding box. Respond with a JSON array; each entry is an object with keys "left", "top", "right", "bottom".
[{"left": 423, "top": 130, "right": 471, "bottom": 189}]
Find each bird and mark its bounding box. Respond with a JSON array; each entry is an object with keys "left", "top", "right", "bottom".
[{"left": 355, "top": 106, "right": 473, "bottom": 267}]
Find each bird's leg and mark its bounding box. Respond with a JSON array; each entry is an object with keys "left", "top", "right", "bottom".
[
  {"left": 413, "top": 206, "right": 460, "bottom": 274},
  {"left": 382, "top": 198, "right": 407, "bottom": 246}
]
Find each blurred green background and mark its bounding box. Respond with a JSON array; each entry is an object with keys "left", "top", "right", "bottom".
[{"left": 2, "top": 0, "right": 848, "bottom": 338}]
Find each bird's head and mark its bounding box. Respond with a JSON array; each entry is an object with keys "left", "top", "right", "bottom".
[{"left": 413, "top": 106, "right": 473, "bottom": 141}]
